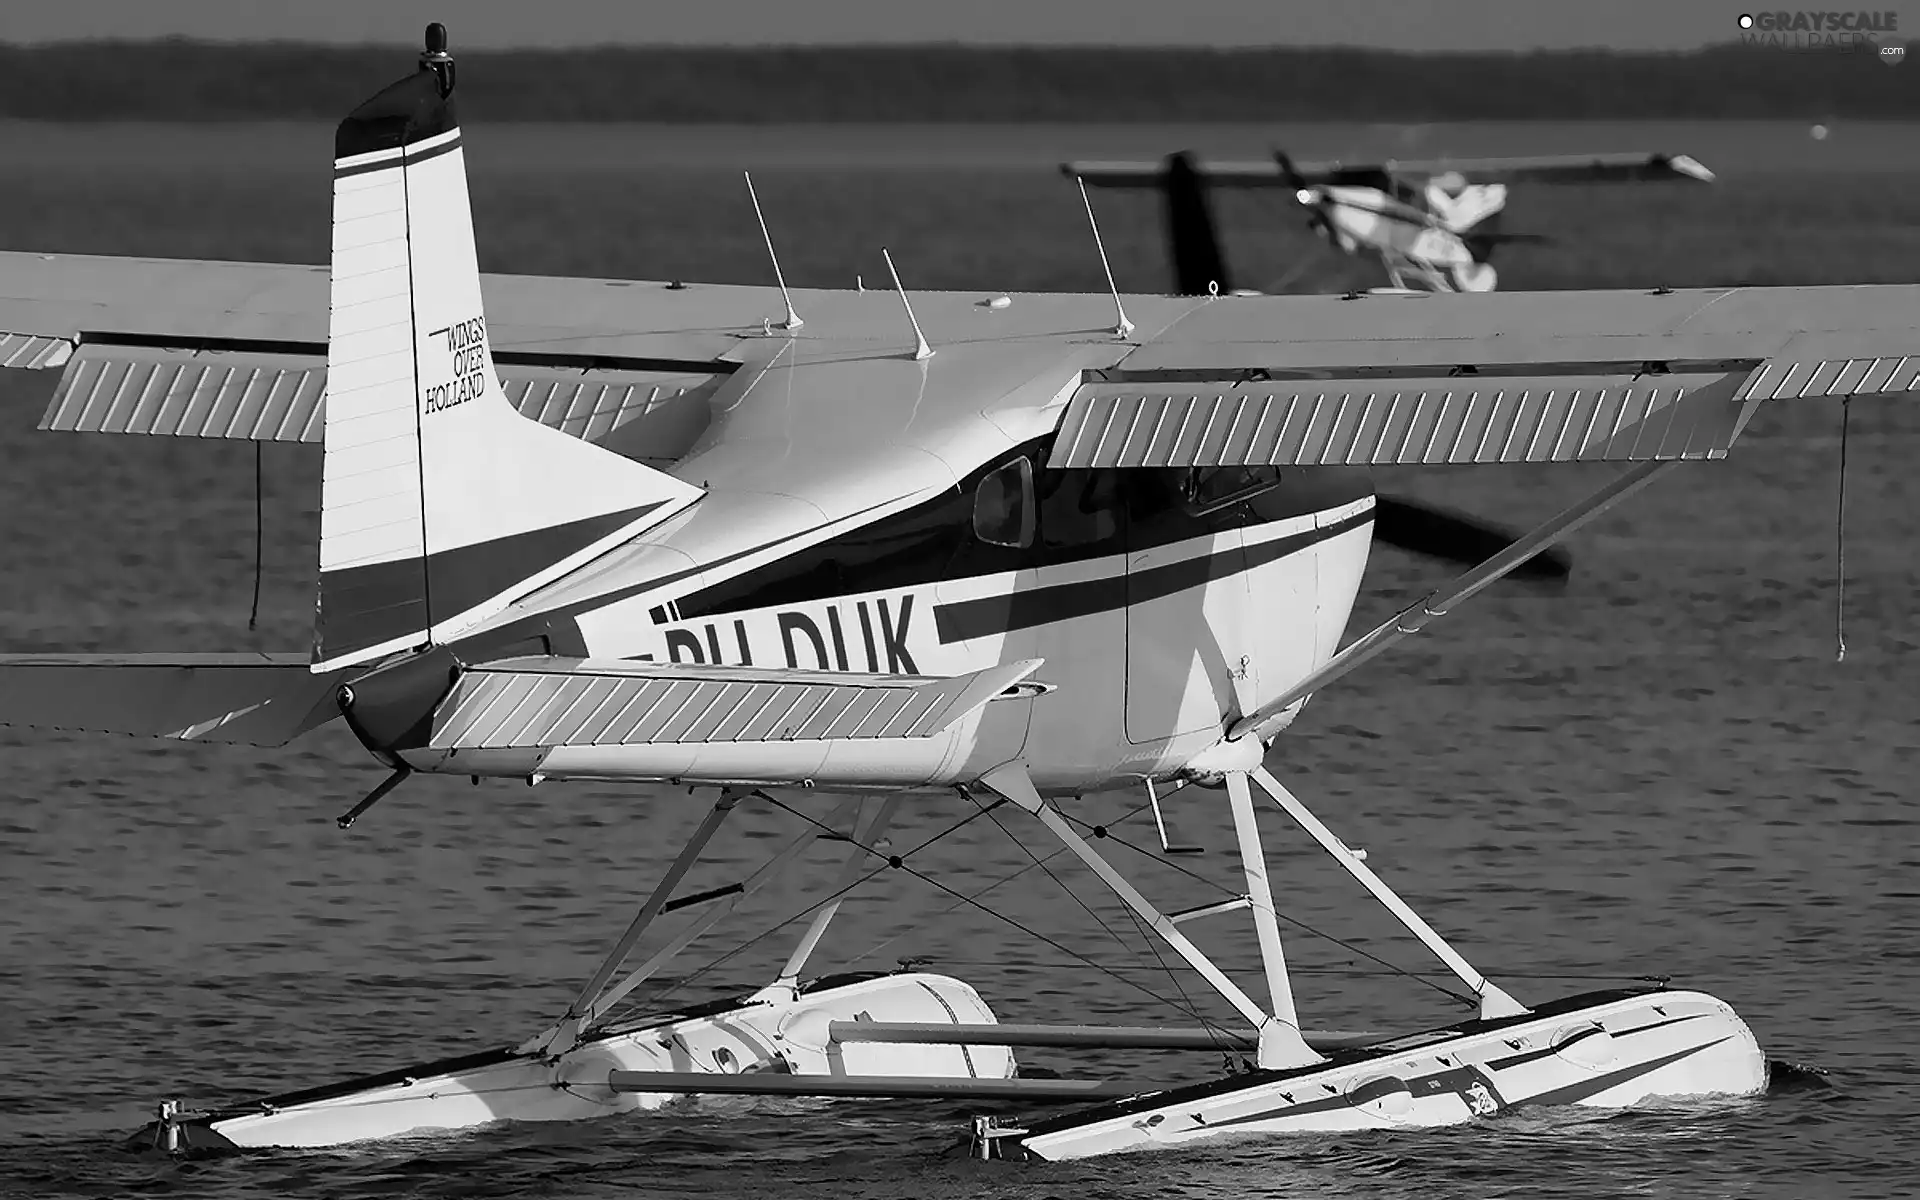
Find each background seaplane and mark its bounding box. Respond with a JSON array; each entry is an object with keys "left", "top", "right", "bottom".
[
  {"left": 0, "top": 26, "right": 1913, "bottom": 1162},
  {"left": 1065, "top": 148, "right": 1716, "bottom": 295}
]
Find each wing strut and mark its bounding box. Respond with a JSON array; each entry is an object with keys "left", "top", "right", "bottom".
[
  {"left": 762, "top": 795, "right": 904, "bottom": 995},
  {"left": 1231, "top": 460, "right": 1678, "bottom": 743},
  {"left": 528, "top": 788, "right": 747, "bottom": 1057},
  {"left": 1250, "top": 766, "right": 1526, "bottom": 1020},
  {"left": 978, "top": 763, "right": 1321, "bottom": 1070},
  {"left": 567, "top": 796, "right": 866, "bottom": 1040}
]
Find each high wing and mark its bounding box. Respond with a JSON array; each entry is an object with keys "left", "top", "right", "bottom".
[
  {"left": 5, "top": 261, "right": 1919, "bottom": 531},
  {"left": 1067, "top": 151, "right": 1716, "bottom": 190},
  {"left": 7, "top": 263, "right": 1916, "bottom": 678}
]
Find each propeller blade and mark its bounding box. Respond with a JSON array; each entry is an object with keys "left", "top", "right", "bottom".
[
  {"left": 1273, "top": 150, "right": 1310, "bottom": 194},
  {"left": 1271, "top": 151, "right": 1337, "bottom": 242},
  {"left": 1162, "top": 151, "right": 1233, "bottom": 296},
  {"left": 1373, "top": 495, "right": 1572, "bottom": 583}
]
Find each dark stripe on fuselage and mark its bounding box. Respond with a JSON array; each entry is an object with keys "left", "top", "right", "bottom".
[
  {"left": 526, "top": 495, "right": 904, "bottom": 630},
  {"left": 316, "top": 503, "right": 663, "bottom": 663},
  {"left": 932, "top": 506, "right": 1373, "bottom": 644},
  {"left": 673, "top": 451, "right": 1375, "bottom": 625}
]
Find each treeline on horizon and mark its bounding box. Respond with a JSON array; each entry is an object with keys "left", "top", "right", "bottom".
[{"left": 1, "top": 41, "right": 1913, "bottom": 121}]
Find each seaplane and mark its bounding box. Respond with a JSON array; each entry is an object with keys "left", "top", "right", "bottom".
[
  {"left": 1064, "top": 148, "right": 1717, "bottom": 295},
  {"left": 0, "top": 26, "right": 1910, "bottom": 1162}
]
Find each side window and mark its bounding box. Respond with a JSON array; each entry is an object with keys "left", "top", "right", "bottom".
[{"left": 973, "top": 456, "right": 1035, "bottom": 548}]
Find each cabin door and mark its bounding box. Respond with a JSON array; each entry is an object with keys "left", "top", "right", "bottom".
[{"left": 1123, "top": 469, "right": 1258, "bottom": 747}]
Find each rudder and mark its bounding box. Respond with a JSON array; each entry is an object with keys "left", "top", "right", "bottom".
[{"left": 315, "top": 31, "right": 703, "bottom": 672}]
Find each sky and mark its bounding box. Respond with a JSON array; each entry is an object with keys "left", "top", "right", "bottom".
[{"left": 2, "top": 0, "right": 1766, "bottom": 51}]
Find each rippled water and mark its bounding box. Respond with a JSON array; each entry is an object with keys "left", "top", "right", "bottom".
[
  {"left": 2, "top": 126, "right": 1918, "bottom": 1197},
  {"left": 4, "top": 386, "right": 1915, "bottom": 1199}
]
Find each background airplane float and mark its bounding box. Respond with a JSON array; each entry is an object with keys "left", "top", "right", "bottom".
[
  {"left": 1065, "top": 149, "right": 1717, "bottom": 295},
  {"left": 0, "top": 27, "right": 1909, "bottom": 1162}
]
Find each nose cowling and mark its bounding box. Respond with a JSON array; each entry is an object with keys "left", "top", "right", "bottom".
[{"left": 336, "top": 648, "right": 463, "bottom": 767}]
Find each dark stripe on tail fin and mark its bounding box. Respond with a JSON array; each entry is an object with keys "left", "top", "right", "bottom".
[
  {"left": 334, "top": 134, "right": 464, "bottom": 180},
  {"left": 316, "top": 503, "right": 665, "bottom": 666}
]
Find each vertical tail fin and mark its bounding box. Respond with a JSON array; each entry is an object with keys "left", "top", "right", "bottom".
[
  {"left": 315, "top": 32, "right": 703, "bottom": 672},
  {"left": 1161, "top": 152, "right": 1234, "bottom": 296}
]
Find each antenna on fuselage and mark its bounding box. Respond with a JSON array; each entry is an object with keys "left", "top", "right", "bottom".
[
  {"left": 1075, "top": 175, "right": 1134, "bottom": 340},
  {"left": 881, "top": 248, "right": 933, "bottom": 361},
  {"left": 743, "top": 171, "right": 802, "bottom": 332}
]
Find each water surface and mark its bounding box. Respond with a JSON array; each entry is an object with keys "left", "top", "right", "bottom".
[{"left": 0, "top": 125, "right": 1917, "bottom": 1198}]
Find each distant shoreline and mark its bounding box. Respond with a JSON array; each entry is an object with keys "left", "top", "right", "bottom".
[
  {"left": 3, "top": 119, "right": 1912, "bottom": 177},
  {"left": 0, "top": 44, "right": 1912, "bottom": 121}
]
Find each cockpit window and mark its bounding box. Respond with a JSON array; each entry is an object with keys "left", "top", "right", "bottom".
[{"left": 973, "top": 456, "right": 1036, "bottom": 548}]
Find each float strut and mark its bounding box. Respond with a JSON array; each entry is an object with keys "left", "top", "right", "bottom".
[{"left": 337, "top": 765, "right": 413, "bottom": 829}]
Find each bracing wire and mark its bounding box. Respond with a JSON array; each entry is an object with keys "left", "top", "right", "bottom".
[
  {"left": 841, "top": 786, "right": 1199, "bottom": 969},
  {"left": 602, "top": 774, "right": 1506, "bottom": 1032},
  {"left": 248, "top": 442, "right": 264, "bottom": 631},
  {"left": 610, "top": 792, "right": 1225, "bottom": 1030},
  {"left": 1051, "top": 806, "right": 1477, "bottom": 1008},
  {"left": 968, "top": 792, "right": 1233, "bottom": 1041},
  {"left": 753, "top": 792, "right": 1221, "bottom": 1023},
  {"left": 1836, "top": 395, "right": 1851, "bottom": 663},
  {"left": 597, "top": 794, "right": 1012, "bottom": 1027}
]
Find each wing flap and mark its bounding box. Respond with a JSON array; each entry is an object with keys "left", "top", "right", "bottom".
[
  {"left": 0, "top": 332, "right": 73, "bottom": 369},
  {"left": 1051, "top": 368, "right": 1764, "bottom": 467},
  {"left": 0, "top": 653, "right": 345, "bottom": 746},
  {"left": 429, "top": 657, "right": 1043, "bottom": 751}
]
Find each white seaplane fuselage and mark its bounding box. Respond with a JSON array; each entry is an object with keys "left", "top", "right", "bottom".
[{"left": 391, "top": 470, "right": 1377, "bottom": 798}]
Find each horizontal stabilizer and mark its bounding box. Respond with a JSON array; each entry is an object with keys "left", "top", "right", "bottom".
[
  {"left": 429, "top": 656, "right": 1043, "bottom": 751},
  {"left": 0, "top": 654, "right": 344, "bottom": 746}
]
